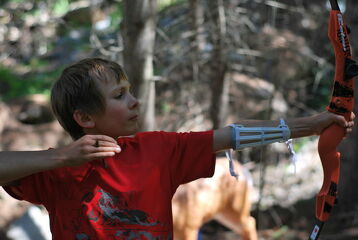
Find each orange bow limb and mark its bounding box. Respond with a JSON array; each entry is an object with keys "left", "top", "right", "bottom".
[
  {"left": 327, "top": 10, "right": 354, "bottom": 116},
  {"left": 316, "top": 123, "right": 343, "bottom": 222}
]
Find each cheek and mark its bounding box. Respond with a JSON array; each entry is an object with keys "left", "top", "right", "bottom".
[{"left": 106, "top": 103, "right": 128, "bottom": 122}]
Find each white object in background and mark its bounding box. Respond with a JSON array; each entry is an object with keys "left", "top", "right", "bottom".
[{"left": 7, "top": 206, "right": 51, "bottom": 240}]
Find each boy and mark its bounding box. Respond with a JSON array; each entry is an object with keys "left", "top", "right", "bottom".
[{"left": 0, "top": 58, "right": 354, "bottom": 239}]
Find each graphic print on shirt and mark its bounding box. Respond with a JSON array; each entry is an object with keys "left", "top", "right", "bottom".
[
  {"left": 95, "top": 189, "right": 159, "bottom": 226},
  {"left": 74, "top": 188, "right": 172, "bottom": 240}
]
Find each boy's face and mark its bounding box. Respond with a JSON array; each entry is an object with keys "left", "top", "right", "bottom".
[{"left": 89, "top": 78, "right": 139, "bottom": 138}]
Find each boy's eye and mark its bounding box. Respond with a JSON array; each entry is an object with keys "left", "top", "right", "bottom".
[
  {"left": 114, "top": 93, "right": 124, "bottom": 99},
  {"left": 114, "top": 90, "right": 126, "bottom": 99},
  {"left": 113, "top": 87, "right": 130, "bottom": 99}
]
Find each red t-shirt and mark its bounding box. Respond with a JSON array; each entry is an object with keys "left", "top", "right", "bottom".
[{"left": 3, "top": 131, "right": 215, "bottom": 240}]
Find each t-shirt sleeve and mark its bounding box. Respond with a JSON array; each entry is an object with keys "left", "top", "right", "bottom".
[
  {"left": 137, "top": 131, "right": 216, "bottom": 188},
  {"left": 3, "top": 171, "right": 54, "bottom": 206}
]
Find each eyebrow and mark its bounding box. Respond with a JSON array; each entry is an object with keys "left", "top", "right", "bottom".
[{"left": 110, "top": 83, "right": 131, "bottom": 94}]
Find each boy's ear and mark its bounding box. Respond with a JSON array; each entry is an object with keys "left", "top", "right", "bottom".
[{"left": 73, "top": 110, "right": 95, "bottom": 128}]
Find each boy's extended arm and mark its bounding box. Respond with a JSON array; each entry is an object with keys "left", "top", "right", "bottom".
[
  {"left": 0, "top": 135, "right": 121, "bottom": 186},
  {"left": 0, "top": 150, "right": 64, "bottom": 186},
  {"left": 213, "top": 111, "right": 354, "bottom": 152}
]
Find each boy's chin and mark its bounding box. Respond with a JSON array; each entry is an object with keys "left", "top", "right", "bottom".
[{"left": 115, "top": 129, "right": 139, "bottom": 138}]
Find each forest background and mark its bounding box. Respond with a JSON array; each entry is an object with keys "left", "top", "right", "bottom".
[{"left": 1, "top": 0, "right": 358, "bottom": 239}]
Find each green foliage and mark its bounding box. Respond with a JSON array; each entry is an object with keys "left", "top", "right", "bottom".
[
  {"left": 53, "top": 0, "right": 70, "bottom": 16},
  {"left": 293, "top": 136, "right": 318, "bottom": 153},
  {"left": 158, "top": 0, "right": 186, "bottom": 11},
  {"left": 109, "top": 3, "right": 123, "bottom": 30},
  {"left": 107, "top": 0, "right": 185, "bottom": 30},
  {"left": 0, "top": 67, "right": 18, "bottom": 99},
  {"left": 161, "top": 102, "right": 171, "bottom": 114},
  {"left": 306, "top": 64, "right": 335, "bottom": 111},
  {"left": 271, "top": 225, "right": 289, "bottom": 239},
  {"left": 0, "top": 62, "right": 63, "bottom": 101}
]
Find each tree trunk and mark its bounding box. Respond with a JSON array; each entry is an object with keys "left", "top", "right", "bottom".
[
  {"left": 209, "top": 0, "right": 229, "bottom": 129},
  {"left": 189, "top": 0, "right": 205, "bottom": 82},
  {"left": 122, "top": 0, "right": 158, "bottom": 131}
]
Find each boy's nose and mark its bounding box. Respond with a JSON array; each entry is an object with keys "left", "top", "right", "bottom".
[{"left": 129, "top": 94, "right": 139, "bottom": 109}]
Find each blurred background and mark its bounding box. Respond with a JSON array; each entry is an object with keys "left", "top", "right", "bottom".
[{"left": 0, "top": 0, "right": 358, "bottom": 239}]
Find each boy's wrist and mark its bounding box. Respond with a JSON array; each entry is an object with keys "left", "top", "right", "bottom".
[
  {"left": 50, "top": 148, "right": 70, "bottom": 168},
  {"left": 287, "top": 116, "right": 315, "bottom": 138},
  {"left": 302, "top": 115, "right": 316, "bottom": 135},
  {"left": 310, "top": 111, "right": 334, "bottom": 136}
]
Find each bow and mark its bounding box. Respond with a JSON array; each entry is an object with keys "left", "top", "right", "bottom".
[{"left": 308, "top": 1, "right": 358, "bottom": 239}]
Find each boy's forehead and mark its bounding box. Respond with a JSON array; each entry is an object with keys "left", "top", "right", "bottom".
[
  {"left": 95, "top": 65, "right": 128, "bottom": 86},
  {"left": 103, "top": 79, "right": 130, "bottom": 92}
]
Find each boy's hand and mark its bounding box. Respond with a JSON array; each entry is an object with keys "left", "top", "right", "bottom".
[
  {"left": 312, "top": 111, "right": 355, "bottom": 135},
  {"left": 57, "top": 135, "right": 121, "bottom": 167}
]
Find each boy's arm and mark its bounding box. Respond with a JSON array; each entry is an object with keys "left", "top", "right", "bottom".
[
  {"left": 0, "top": 135, "right": 121, "bottom": 186},
  {"left": 213, "top": 111, "right": 355, "bottom": 152}
]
